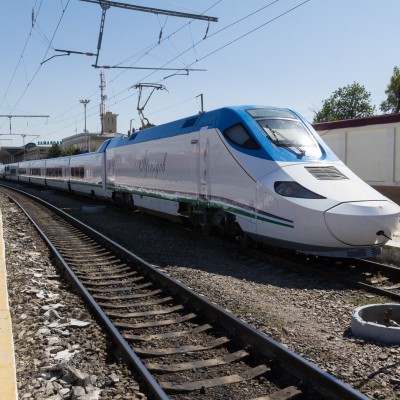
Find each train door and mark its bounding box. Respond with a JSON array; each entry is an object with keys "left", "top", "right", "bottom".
[{"left": 198, "top": 130, "right": 210, "bottom": 200}]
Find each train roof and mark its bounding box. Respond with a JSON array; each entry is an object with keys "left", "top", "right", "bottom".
[{"left": 104, "top": 105, "right": 298, "bottom": 149}]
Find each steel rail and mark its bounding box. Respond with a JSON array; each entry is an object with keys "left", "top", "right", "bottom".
[
  {"left": 0, "top": 184, "right": 369, "bottom": 400},
  {"left": 248, "top": 246, "right": 400, "bottom": 302},
  {"left": 1, "top": 187, "right": 169, "bottom": 400},
  {"left": 354, "top": 258, "right": 400, "bottom": 276}
]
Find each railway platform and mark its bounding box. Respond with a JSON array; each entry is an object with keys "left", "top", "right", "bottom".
[{"left": 0, "top": 211, "right": 18, "bottom": 400}]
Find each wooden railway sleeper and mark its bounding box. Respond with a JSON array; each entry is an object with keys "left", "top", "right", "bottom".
[
  {"left": 98, "top": 296, "right": 173, "bottom": 309},
  {"left": 61, "top": 253, "right": 118, "bottom": 262},
  {"left": 76, "top": 270, "right": 138, "bottom": 281},
  {"left": 146, "top": 349, "right": 248, "bottom": 372},
  {"left": 81, "top": 275, "right": 144, "bottom": 286},
  {"left": 133, "top": 336, "right": 229, "bottom": 356},
  {"left": 160, "top": 364, "right": 269, "bottom": 392},
  {"left": 91, "top": 285, "right": 157, "bottom": 300},
  {"left": 114, "top": 313, "right": 197, "bottom": 329},
  {"left": 74, "top": 265, "right": 132, "bottom": 278},
  {"left": 88, "top": 281, "right": 149, "bottom": 293},
  {"left": 106, "top": 304, "right": 184, "bottom": 318},
  {"left": 250, "top": 386, "right": 302, "bottom": 400},
  {"left": 123, "top": 323, "right": 212, "bottom": 342}
]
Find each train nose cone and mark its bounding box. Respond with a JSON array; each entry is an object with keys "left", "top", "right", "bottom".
[{"left": 324, "top": 201, "right": 400, "bottom": 246}]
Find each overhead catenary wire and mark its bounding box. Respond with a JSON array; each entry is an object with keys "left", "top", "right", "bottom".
[
  {"left": 11, "top": 0, "right": 311, "bottom": 143},
  {"left": 34, "top": 1, "right": 222, "bottom": 131},
  {"left": 96, "top": 0, "right": 286, "bottom": 102},
  {"left": 0, "top": 0, "right": 45, "bottom": 111},
  {"left": 103, "top": 0, "right": 311, "bottom": 116},
  {"left": 79, "top": 0, "right": 282, "bottom": 110},
  {"left": 0, "top": 0, "right": 71, "bottom": 135},
  {"left": 102, "top": 0, "right": 310, "bottom": 108},
  {"left": 36, "top": 0, "right": 307, "bottom": 140},
  {"left": 164, "top": 0, "right": 311, "bottom": 80}
]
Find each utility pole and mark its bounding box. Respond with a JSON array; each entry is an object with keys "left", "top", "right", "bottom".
[
  {"left": 79, "top": 99, "right": 90, "bottom": 152},
  {"left": 197, "top": 94, "right": 204, "bottom": 113},
  {"left": 79, "top": 99, "right": 90, "bottom": 133},
  {"left": 99, "top": 71, "right": 106, "bottom": 135}
]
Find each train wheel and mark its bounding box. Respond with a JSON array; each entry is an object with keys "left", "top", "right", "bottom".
[
  {"left": 201, "top": 224, "right": 213, "bottom": 235},
  {"left": 238, "top": 233, "right": 252, "bottom": 248}
]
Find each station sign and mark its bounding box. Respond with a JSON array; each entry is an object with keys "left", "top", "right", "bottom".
[{"left": 37, "top": 140, "right": 63, "bottom": 146}]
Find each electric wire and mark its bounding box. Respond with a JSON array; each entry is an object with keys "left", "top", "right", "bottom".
[
  {"left": 97, "top": 0, "right": 283, "bottom": 103},
  {"left": 102, "top": 0, "right": 306, "bottom": 105},
  {"left": 35, "top": 1, "right": 222, "bottom": 131},
  {"left": 73, "top": 0, "right": 310, "bottom": 126},
  {"left": 7, "top": 0, "right": 309, "bottom": 143},
  {"left": 185, "top": 0, "right": 311, "bottom": 70},
  {"left": 104, "top": 0, "right": 311, "bottom": 116},
  {"left": 0, "top": 0, "right": 71, "bottom": 136},
  {"left": 0, "top": 0, "right": 45, "bottom": 110},
  {"left": 35, "top": 0, "right": 305, "bottom": 139}
]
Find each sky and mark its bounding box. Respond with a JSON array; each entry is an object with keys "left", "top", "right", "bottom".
[{"left": 0, "top": 0, "right": 399, "bottom": 147}]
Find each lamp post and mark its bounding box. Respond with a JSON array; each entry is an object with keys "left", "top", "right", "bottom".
[{"left": 79, "top": 99, "right": 90, "bottom": 152}]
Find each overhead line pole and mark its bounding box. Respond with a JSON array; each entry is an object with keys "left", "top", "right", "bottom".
[
  {"left": 81, "top": 0, "right": 218, "bottom": 68},
  {"left": 94, "top": 3, "right": 110, "bottom": 67},
  {"left": 80, "top": 0, "right": 218, "bottom": 22},
  {"left": 0, "top": 115, "right": 50, "bottom": 135}
]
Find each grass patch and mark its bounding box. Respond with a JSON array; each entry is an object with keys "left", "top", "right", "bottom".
[
  {"left": 254, "top": 287, "right": 277, "bottom": 296},
  {"left": 344, "top": 294, "right": 388, "bottom": 307}
]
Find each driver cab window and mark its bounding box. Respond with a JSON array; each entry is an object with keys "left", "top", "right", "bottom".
[{"left": 223, "top": 123, "right": 260, "bottom": 150}]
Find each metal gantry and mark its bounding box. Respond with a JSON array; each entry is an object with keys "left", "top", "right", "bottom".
[
  {"left": 81, "top": 0, "right": 218, "bottom": 69},
  {"left": 0, "top": 115, "right": 49, "bottom": 135}
]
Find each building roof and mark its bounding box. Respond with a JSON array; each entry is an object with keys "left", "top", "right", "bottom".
[{"left": 313, "top": 113, "right": 400, "bottom": 131}]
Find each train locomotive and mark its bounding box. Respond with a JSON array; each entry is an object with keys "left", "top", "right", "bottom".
[{"left": 2, "top": 105, "right": 399, "bottom": 258}]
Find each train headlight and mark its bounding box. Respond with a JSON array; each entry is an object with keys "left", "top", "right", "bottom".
[{"left": 274, "top": 181, "right": 326, "bottom": 199}]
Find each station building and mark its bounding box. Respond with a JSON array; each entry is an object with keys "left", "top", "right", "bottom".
[{"left": 0, "top": 111, "right": 123, "bottom": 164}]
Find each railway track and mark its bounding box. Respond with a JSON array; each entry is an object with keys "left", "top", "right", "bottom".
[
  {"left": 312, "top": 257, "right": 400, "bottom": 301},
  {"left": 246, "top": 249, "right": 400, "bottom": 302},
  {"left": 0, "top": 184, "right": 370, "bottom": 400}
]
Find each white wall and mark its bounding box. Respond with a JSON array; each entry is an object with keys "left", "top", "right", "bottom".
[{"left": 319, "top": 122, "right": 399, "bottom": 186}]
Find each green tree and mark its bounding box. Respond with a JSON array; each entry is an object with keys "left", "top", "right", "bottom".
[
  {"left": 46, "top": 144, "right": 83, "bottom": 158},
  {"left": 313, "top": 82, "right": 376, "bottom": 123},
  {"left": 63, "top": 147, "right": 82, "bottom": 156},
  {"left": 46, "top": 144, "right": 63, "bottom": 158},
  {"left": 380, "top": 66, "right": 400, "bottom": 114}
]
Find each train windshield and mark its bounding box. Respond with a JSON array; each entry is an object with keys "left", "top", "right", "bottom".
[
  {"left": 247, "top": 108, "right": 320, "bottom": 158},
  {"left": 257, "top": 119, "right": 316, "bottom": 148}
]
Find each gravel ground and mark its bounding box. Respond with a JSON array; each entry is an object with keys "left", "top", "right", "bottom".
[
  {"left": 1, "top": 194, "right": 147, "bottom": 400},
  {"left": 3, "top": 185, "right": 400, "bottom": 399}
]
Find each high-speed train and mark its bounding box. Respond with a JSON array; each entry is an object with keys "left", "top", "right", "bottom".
[{"left": 2, "top": 105, "right": 399, "bottom": 258}]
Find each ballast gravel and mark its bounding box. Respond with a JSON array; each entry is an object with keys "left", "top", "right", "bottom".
[
  {"left": 1, "top": 195, "right": 146, "bottom": 400},
  {"left": 2, "top": 186, "right": 400, "bottom": 400}
]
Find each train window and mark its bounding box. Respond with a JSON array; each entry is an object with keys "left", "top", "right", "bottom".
[
  {"left": 182, "top": 116, "right": 198, "bottom": 128},
  {"left": 223, "top": 123, "right": 261, "bottom": 150},
  {"left": 71, "top": 167, "right": 84, "bottom": 179},
  {"left": 247, "top": 108, "right": 298, "bottom": 119},
  {"left": 256, "top": 119, "right": 317, "bottom": 148}
]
